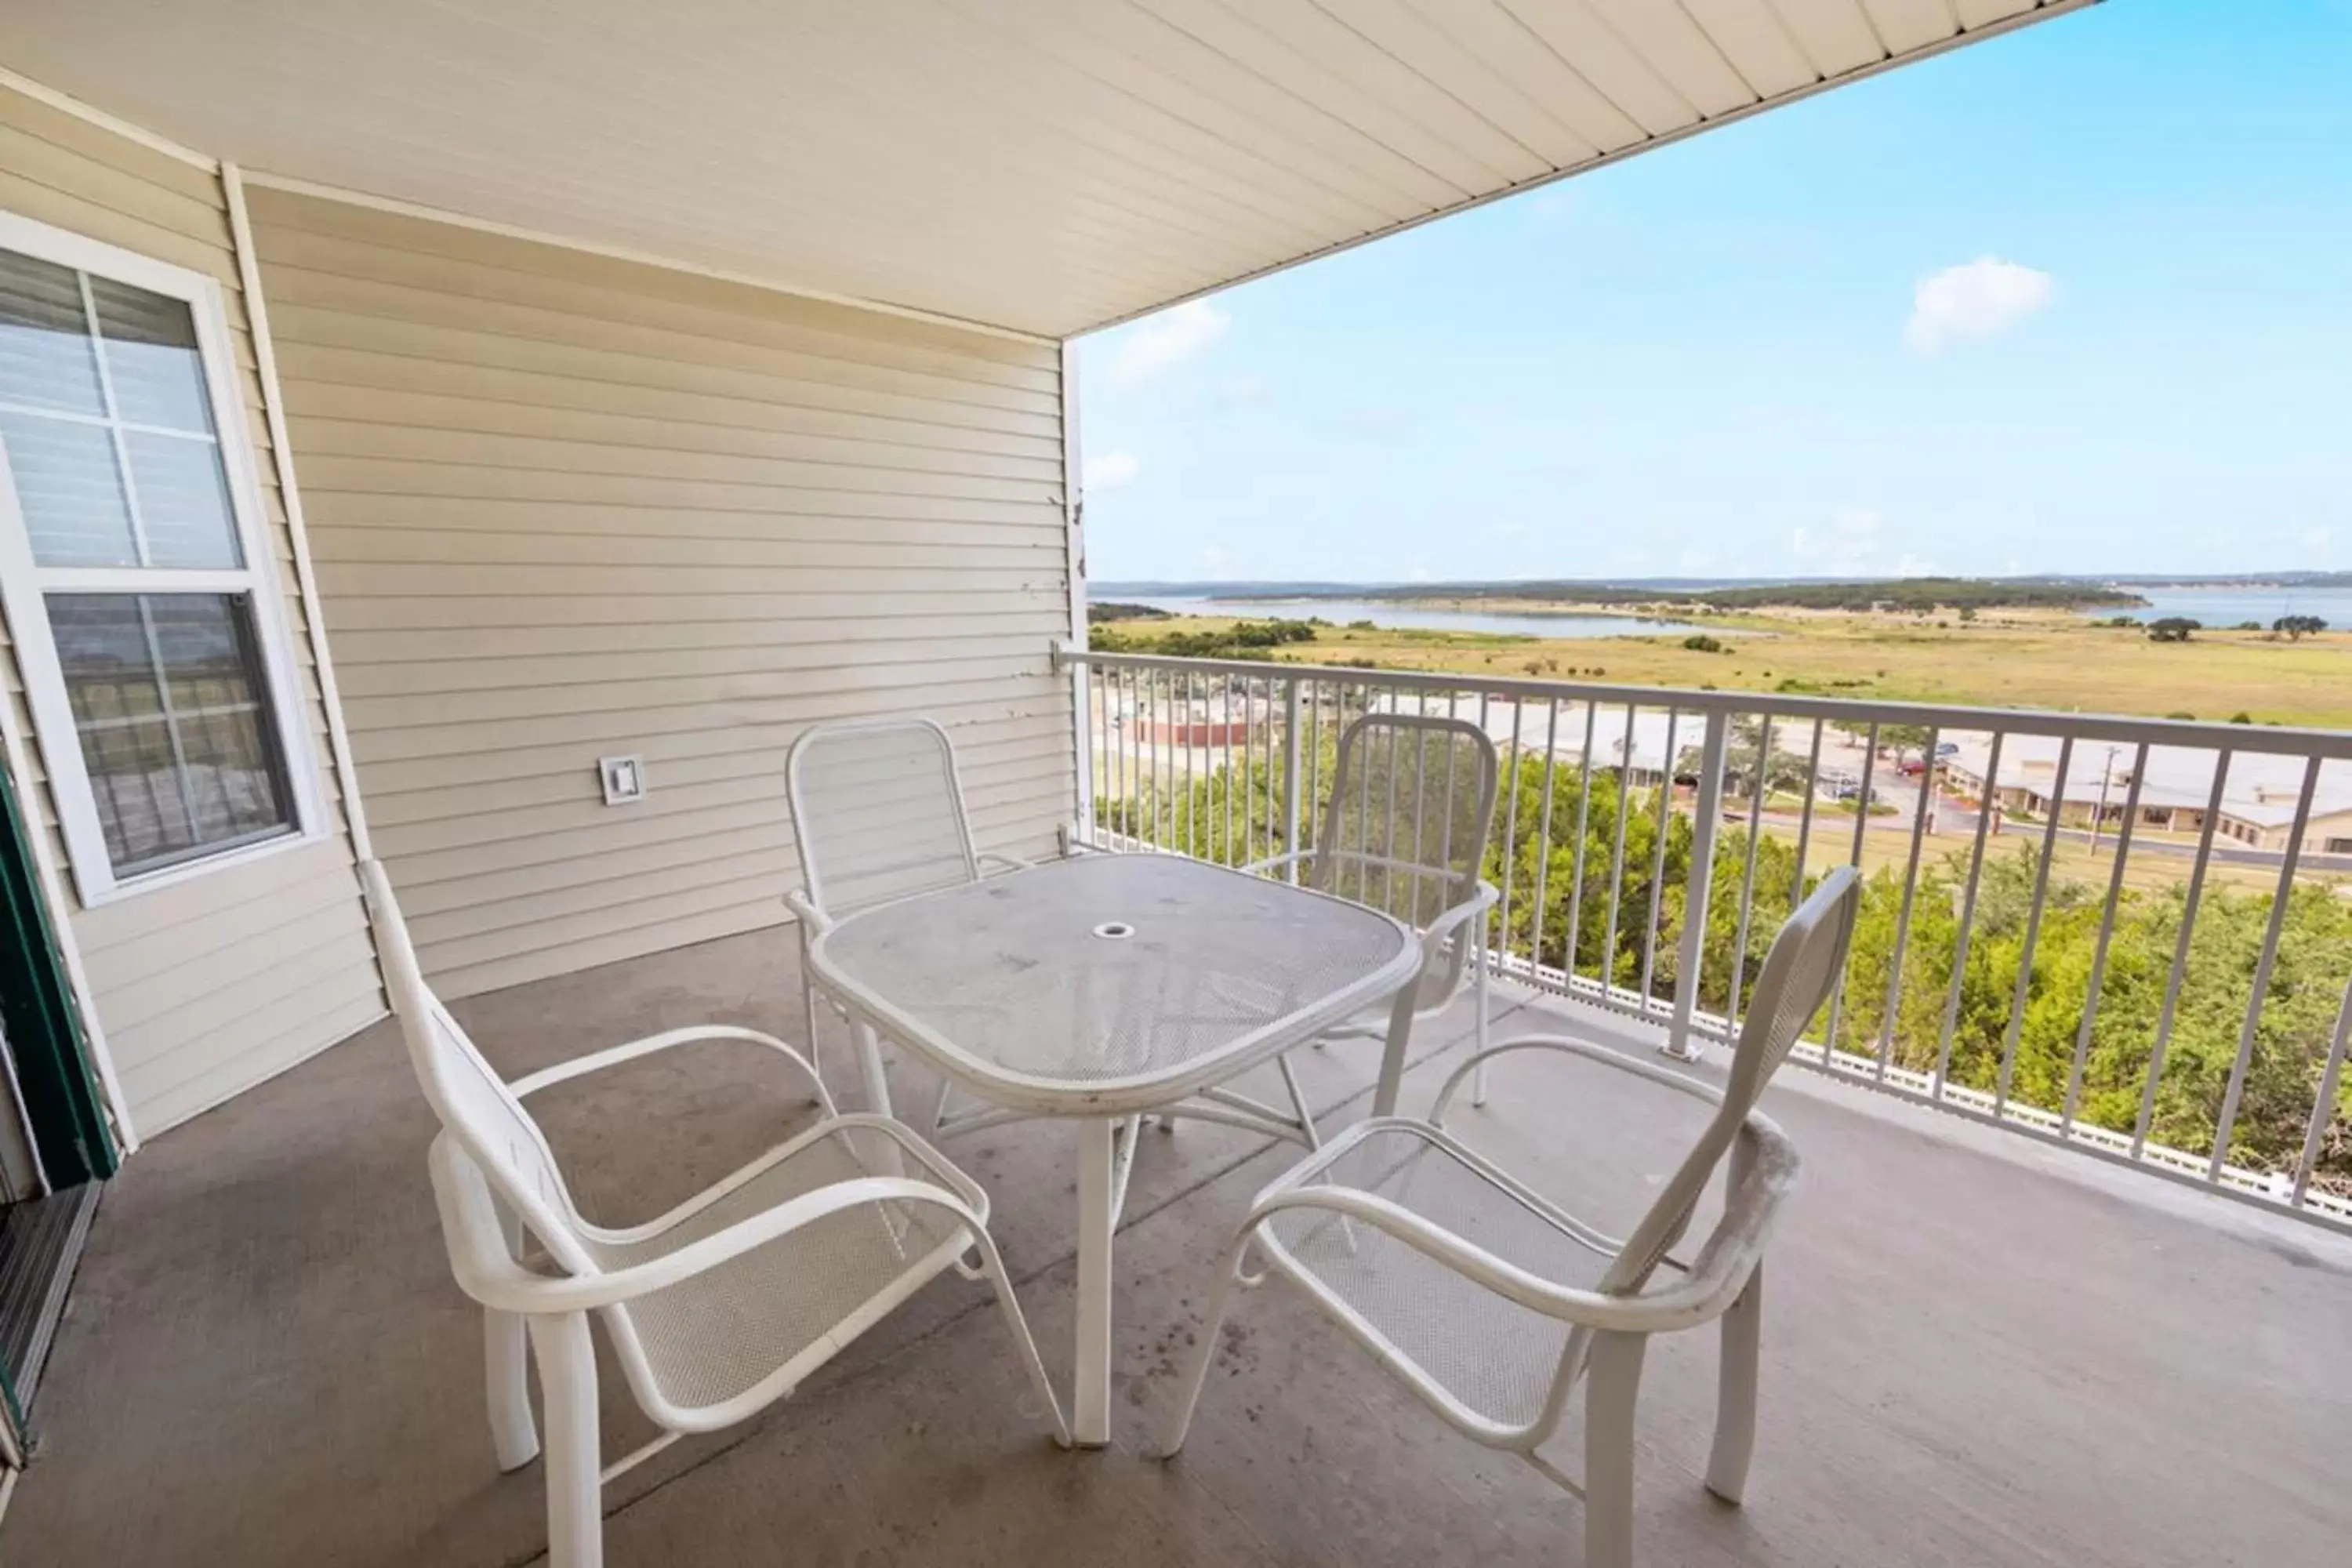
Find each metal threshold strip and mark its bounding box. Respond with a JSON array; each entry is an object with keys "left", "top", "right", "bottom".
[{"left": 0, "top": 1181, "right": 101, "bottom": 1439}]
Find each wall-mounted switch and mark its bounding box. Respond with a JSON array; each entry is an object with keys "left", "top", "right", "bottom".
[{"left": 599, "top": 755, "right": 647, "bottom": 805}]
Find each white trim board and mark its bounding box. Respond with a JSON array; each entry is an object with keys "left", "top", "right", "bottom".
[{"left": 222, "top": 164, "right": 375, "bottom": 866}]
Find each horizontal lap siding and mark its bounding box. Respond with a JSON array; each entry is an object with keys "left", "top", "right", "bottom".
[
  {"left": 249, "top": 187, "right": 1073, "bottom": 999},
  {"left": 0, "top": 85, "right": 382, "bottom": 1135}
]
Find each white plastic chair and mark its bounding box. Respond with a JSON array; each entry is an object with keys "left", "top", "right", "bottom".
[
  {"left": 1162, "top": 866, "right": 1861, "bottom": 1568},
  {"left": 783, "top": 717, "right": 1029, "bottom": 1116},
  {"left": 1243, "top": 712, "right": 1501, "bottom": 1140},
  {"left": 358, "top": 859, "right": 1067, "bottom": 1568}
]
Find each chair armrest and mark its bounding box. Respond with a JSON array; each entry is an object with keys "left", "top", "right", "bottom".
[
  {"left": 1242, "top": 1117, "right": 1798, "bottom": 1337},
  {"left": 429, "top": 1130, "right": 986, "bottom": 1316},
  {"left": 1427, "top": 1030, "right": 1722, "bottom": 1129},
  {"left": 509, "top": 1025, "right": 836, "bottom": 1118},
  {"left": 784, "top": 888, "right": 833, "bottom": 935},
  {"left": 1416, "top": 880, "right": 1497, "bottom": 960},
  {"left": 1236, "top": 849, "right": 1312, "bottom": 877}
]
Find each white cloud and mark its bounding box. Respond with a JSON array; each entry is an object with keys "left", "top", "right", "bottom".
[
  {"left": 1082, "top": 450, "right": 1138, "bottom": 492},
  {"left": 1904, "top": 257, "right": 2054, "bottom": 355},
  {"left": 1111, "top": 299, "right": 1230, "bottom": 383}
]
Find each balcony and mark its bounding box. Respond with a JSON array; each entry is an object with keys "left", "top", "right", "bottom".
[{"left": 7, "top": 658, "right": 2349, "bottom": 1566}]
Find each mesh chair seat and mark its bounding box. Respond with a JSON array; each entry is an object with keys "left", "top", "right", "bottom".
[
  {"left": 1258, "top": 1123, "right": 1616, "bottom": 1431},
  {"left": 586, "top": 1125, "right": 971, "bottom": 1414}
]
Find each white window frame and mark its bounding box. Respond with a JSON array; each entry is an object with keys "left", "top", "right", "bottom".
[{"left": 0, "top": 209, "right": 321, "bottom": 907}]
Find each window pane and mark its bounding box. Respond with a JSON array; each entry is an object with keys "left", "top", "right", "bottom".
[
  {"left": 124, "top": 430, "right": 240, "bottom": 568},
  {"left": 89, "top": 276, "right": 215, "bottom": 435},
  {"left": 0, "top": 412, "right": 138, "bottom": 566},
  {"left": 0, "top": 250, "right": 103, "bottom": 417},
  {"left": 47, "top": 592, "right": 292, "bottom": 877}
]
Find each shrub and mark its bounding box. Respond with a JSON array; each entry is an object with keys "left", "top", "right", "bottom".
[
  {"left": 1682, "top": 633, "right": 1724, "bottom": 653},
  {"left": 2147, "top": 617, "right": 2201, "bottom": 643}
]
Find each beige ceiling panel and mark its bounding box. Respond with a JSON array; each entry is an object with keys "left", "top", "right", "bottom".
[{"left": 0, "top": 0, "right": 2091, "bottom": 336}]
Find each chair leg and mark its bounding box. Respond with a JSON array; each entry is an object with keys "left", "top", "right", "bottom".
[
  {"left": 799, "top": 926, "right": 824, "bottom": 1089},
  {"left": 528, "top": 1312, "right": 604, "bottom": 1568},
  {"left": 967, "top": 1229, "right": 1073, "bottom": 1448},
  {"left": 485, "top": 1307, "right": 539, "bottom": 1472},
  {"left": 487, "top": 1203, "right": 539, "bottom": 1470},
  {"left": 1160, "top": 1232, "right": 1252, "bottom": 1458},
  {"left": 1584, "top": 1330, "right": 1648, "bottom": 1568},
  {"left": 1276, "top": 1053, "right": 1320, "bottom": 1150},
  {"left": 1707, "top": 1263, "right": 1763, "bottom": 1505}
]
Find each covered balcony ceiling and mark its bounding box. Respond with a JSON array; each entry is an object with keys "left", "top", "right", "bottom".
[{"left": 0, "top": 0, "right": 2088, "bottom": 338}]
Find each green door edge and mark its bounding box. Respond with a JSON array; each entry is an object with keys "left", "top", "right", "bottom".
[{"left": 0, "top": 753, "right": 117, "bottom": 1188}]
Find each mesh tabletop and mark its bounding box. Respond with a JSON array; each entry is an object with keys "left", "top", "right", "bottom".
[{"left": 811, "top": 855, "right": 1416, "bottom": 1109}]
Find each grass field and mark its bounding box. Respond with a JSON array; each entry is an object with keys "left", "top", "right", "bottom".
[{"left": 1100, "top": 605, "right": 2352, "bottom": 729}]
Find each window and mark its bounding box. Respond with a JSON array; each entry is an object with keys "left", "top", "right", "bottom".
[{"left": 0, "top": 215, "right": 314, "bottom": 902}]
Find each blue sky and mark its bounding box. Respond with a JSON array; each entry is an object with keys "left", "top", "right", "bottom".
[{"left": 1073, "top": 0, "right": 2352, "bottom": 586}]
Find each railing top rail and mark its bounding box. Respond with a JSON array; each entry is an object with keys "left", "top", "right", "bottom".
[{"left": 1064, "top": 644, "right": 2352, "bottom": 760}]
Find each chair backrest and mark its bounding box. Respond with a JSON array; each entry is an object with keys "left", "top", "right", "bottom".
[
  {"left": 1599, "top": 863, "right": 1861, "bottom": 1296},
  {"left": 1310, "top": 712, "right": 1499, "bottom": 1009},
  {"left": 358, "top": 858, "right": 598, "bottom": 1276},
  {"left": 786, "top": 718, "right": 981, "bottom": 917}
]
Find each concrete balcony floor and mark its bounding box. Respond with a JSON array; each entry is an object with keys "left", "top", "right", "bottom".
[{"left": 6, "top": 924, "right": 2348, "bottom": 1566}]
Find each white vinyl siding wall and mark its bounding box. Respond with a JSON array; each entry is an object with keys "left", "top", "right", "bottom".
[
  {"left": 0, "top": 83, "right": 381, "bottom": 1134},
  {"left": 246, "top": 187, "right": 1074, "bottom": 998}
]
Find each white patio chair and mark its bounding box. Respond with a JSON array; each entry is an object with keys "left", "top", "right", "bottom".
[
  {"left": 1162, "top": 866, "right": 1861, "bottom": 1568},
  {"left": 358, "top": 858, "right": 1067, "bottom": 1568},
  {"left": 782, "top": 717, "right": 1028, "bottom": 1116},
  {"left": 1241, "top": 711, "right": 1501, "bottom": 1142}
]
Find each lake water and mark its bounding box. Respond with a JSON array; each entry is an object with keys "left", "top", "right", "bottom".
[
  {"left": 1129, "top": 597, "right": 1707, "bottom": 640},
  {"left": 2106, "top": 586, "right": 2352, "bottom": 628}
]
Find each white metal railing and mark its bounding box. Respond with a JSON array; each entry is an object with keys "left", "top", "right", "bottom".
[{"left": 1059, "top": 644, "right": 2352, "bottom": 1235}]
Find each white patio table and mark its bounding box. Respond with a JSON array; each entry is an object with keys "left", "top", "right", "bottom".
[{"left": 804, "top": 852, "right": 1423, "bottom": 1446}]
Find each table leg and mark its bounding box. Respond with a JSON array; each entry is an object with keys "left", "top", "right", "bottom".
[
  {"left": 1074, "top": 1116, "right": 1117, "bottom": 1446},
  {"left": 852, "top": 1019, "right": 892, "bottom": 1119},
  {"left": 1371, "top": 985, "right": 1418, "bottom": 1119}
]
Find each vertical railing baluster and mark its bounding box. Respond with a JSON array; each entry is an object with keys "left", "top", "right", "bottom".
[
  {"left": 1726, "top": 710, "right": 1771, "bottom": 1032},
  {"left": 1156, "top": 670, "right": 1170, "bottom": 851},
  {"left": 1639, "top": 707, "right": 1681, "bottom": 1015},
  {"left": 1994, "top": 735, "right": 2074, "bottom": 1116},
  {"left": 1526, "top": 699, "right": 1562, "bottom": 982},
  {"left": 1875, "top": 724, "right": 1940, "bottom": 1081},
  {"left": 2292, "top": 975, "right": 2352, "bottom": 1209},
  {"left": 1561, "top": 701, "right": 1599, "bottom": 989},
  {"left": 1077, "top": 658, "right": 1091, "bottom": 851},
  {"left": 1220, "top": 670, "right": 1236, "bottom": 864},
  {"left": 1178, "top": 668, "right": 1192, "bottom": 855},
  {"left": 1486, "top": 692, "right": 1514, "bottom": 970},
  {"left": 1306, "top": 677, "right": 1323, "bottom": 870},
  {"left": 1116, "top": 666, "right": 1131, "bottom": 848},
  {"left": 1667, "top": 710, "right": 1729, "bottom": 1060},
  {"left": 2135, "top": 752, "right": 2233, "bottom": 1158},
  {"left": 1601, "top": 702, "right": 1636, "bottom": 1004},
  {"left": 2062, "top": 743, "right": 2150, "bottom": 1131},
  {"left": 1791, "top": 719, "right": 1825, "bottom": 913},
  {"left": 1820, "top": 722, "right": 1880, "bottom": 1065},
  {"left": 1934, "top": 730, "right": 2006, "bottom": 1098},
  {"left": 2209, "top": 755, "right": 2322, "bottom": 1182},
  {"left": 1281, "top": 675, "right": 1304, "bottom": 882}
]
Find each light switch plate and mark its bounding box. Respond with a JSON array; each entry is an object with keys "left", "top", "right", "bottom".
[{"left": 599, "top": 755, "right": 646, "bottom": 805}]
